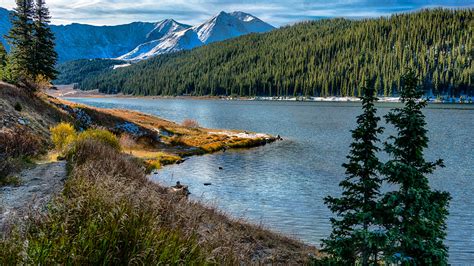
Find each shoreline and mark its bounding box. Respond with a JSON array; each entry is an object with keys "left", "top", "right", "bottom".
[
  {"left": 1, "top": 82, "right": 317, "bottom": 263},
  {"left": 48, "top": 85, "right": 474, "bottom": 104}
]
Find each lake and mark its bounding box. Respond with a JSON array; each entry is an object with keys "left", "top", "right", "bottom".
[{"left": 67, "top": 97, "right": 474, "bottom": 263}]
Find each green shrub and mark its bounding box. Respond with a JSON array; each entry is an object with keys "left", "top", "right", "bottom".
[
  {"left": 76, "top": 129, "right": 120, "bottom": 151},
  {"left": 50, "top": 124, "right": 121, "bottom": 158},
  {"left": 50, "top": 122, "right": 76, "bottom": 153}
]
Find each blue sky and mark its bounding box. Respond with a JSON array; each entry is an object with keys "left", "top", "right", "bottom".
[{"left": 0, "top": 0, "right": 472, "bottom": 26}]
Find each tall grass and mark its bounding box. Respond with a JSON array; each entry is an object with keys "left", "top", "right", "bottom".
[
  {"left": 1, "top": 137, "right": 206, "bottom": 264},
  {"left": 1, "top": 127, "right": 314, "bottom": 264}
]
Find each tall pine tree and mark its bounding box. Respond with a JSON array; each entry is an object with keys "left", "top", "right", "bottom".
[
  {"left": 322, "top": 85, "right": 385, "bottom": 264},
  {"left": 32, "top": 0, "right": 57, "bottom": 81},
  {"left": 6, "top": 0, "right": 35, "bottom": 82},
  {"left": 381, "top": 70, "right": 451, "bottom": 264}
]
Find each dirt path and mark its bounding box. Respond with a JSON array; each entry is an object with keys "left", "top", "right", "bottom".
[{"left": 0, "top": 161, "right": 67, "bottom": 231}]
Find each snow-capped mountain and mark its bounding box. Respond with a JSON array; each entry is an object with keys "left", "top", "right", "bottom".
[
  {"left": 196, "top": 11, "right": 274, "bottom": 44},
  {"left": 52, "top": 20, "right": 191, "bottom": 62},
  {"left": 118, "top": 11, "right": 274, "bottom": 61},
  {"left": 0, "top": 7, "right": 192, "bottom": 62},
  {"left": 0, "top": 7, "right": 273, "bottom": 62}
]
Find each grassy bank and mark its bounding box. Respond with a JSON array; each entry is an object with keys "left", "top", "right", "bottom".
[
  {"left": 1, "top": 83, "right": 316, "bottom": 263},
  {"left": 1, "top": 134, "right": 316, "bottom": 264}
]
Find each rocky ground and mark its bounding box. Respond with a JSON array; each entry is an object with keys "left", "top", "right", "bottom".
[{"left": 0, "top": 161, "right": 67, "bottom": 231}]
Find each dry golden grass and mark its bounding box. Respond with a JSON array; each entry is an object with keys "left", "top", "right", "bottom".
[
  {"left": 47, "top": 96, "right": 276, "bottom": 158},
  {"left": 139, "top": 151, "right": 182, "bottom": 171},
  {"left": 1, "top": 138, "right": 317, "bottom": 264}
]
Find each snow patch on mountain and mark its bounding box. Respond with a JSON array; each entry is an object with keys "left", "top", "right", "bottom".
[
  {"left": 144, "top": 19, "right": 191, "bottom": 41},
  {"left": 119, "top": 11, "right": 274, "bottom": 61}
]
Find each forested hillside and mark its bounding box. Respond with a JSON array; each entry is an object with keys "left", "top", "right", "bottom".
[
  {"left": 69, "top": 9, "right": 472, "bottom": 97},
  {"left": 55, "top": 59, "right": 126, "bottom": 84}
]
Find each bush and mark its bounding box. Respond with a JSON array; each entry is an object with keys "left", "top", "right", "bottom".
[
  {"left": 76, "top": 129, "right": 120, "bottom": 151},
  {"left": 0, "top": 127, "right": 42, "bottom": 158},
  {"left": 50, "top": 123, "right": 120, "bottom": 156},
  {"left": 50, "top": 122, "right": 76, "bottom": 153},
  {"left": 182, "top": 119, "right": 200, "bottom": 129}
]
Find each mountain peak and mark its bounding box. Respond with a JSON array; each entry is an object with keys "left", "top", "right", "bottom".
[
  {"left": 145, "top": 19, "right": 191, "bottom": 41},
  {"left": 230, "top": 11, "right": 257, "bottom": 22},
  {"left": 216, "top": 11, "right": 230, "bottom": 17}
]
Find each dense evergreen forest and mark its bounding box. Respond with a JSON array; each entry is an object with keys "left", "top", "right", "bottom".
[
  {"left": 63, "top": 9, "right": 473, "bottom": 97},
  {"left": 55, "top": 59, "right": 126, "bottom": 84}
]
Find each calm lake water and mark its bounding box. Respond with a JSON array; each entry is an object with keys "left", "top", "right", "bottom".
[{"left": 68, "top": 97, "right": 473, "bottom": 263}]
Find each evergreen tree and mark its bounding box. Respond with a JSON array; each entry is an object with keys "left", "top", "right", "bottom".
[
  {"left": 6, "top": 0, "right": 35, "bottom": 82},
  {"left": 32, "top": 0, "right": 57, "bottom": 81},
  {"left": 322, "top": 85, "right": 385, "bottom": 264},
  {"left": 381, "top": 70, "right": 451, "bottom": 264},
  {"left": 0, "top": 43, "right": 6, "bottom": 80},
  {"left": 0, "top": 43, "right": 6, "bottom": 67}
]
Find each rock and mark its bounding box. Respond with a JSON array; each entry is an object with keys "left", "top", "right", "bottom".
[
  {"left": 176, "top": 159, "right": 186, "bottom": 164},
  {"left": 155, "top": 128, "right": 173, "bottom": 137},
  {"left": 115, "top": 122, "right": 142, "bottom": 136},
  {"left": 218, "top": 167, "right": 223, "bottom": 170},
  {"left": 168, "top": 181, "right": 190, "bottom": 197},
  {"left": 18, "top": 118, "right": 27, "bottom": 125}
]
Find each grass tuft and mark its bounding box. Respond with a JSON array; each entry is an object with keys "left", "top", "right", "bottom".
[{"left": 0, "top": 175, "right": 22, "bottom": 187}]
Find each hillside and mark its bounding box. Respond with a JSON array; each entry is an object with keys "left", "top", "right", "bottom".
[
  {"left": 55, "top": 59, "right": 127, "bottom": 85},
  {"left": 66, "top": 8, "right": 473, "bottom": 97}
]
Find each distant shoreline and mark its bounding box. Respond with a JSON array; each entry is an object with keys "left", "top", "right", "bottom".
[{"left": 48, "top": 85, "right": 473, "bottom": 104}]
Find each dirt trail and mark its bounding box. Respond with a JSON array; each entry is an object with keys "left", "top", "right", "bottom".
[{"left": 0, "top": 161, "right": 67, "bottom": 231}]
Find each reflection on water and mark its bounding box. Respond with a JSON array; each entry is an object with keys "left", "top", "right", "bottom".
[{"left": 67, "top": 97, "right": 474, "bottom": 263}]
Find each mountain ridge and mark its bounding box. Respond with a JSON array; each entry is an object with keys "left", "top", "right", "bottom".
[
  {"left": 118, "top": 11, "right": 274, "bottom": 61},
  {"left": 0, "top": 7, "right": 273, "bottom": 62}
]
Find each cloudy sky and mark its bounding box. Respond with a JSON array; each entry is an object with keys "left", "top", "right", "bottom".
[{"left": 0, "top": 0, "right": 472, "bottom": 26}]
